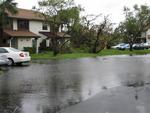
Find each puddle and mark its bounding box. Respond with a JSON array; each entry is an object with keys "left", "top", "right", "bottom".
[{"left": 1, "top": 56, "right": 150, "bottom": 112}]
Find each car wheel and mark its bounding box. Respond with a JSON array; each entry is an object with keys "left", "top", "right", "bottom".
[{"left": 7, "top": 58, "right": 14, "bottom": 66}]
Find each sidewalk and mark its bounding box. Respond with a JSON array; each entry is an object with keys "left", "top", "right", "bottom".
[{"left": 60, "top": 86, "right": 150, "bottom": 113}]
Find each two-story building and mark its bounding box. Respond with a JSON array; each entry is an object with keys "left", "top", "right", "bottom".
[
  {"left": 1, "top": 8, "right": 50, "bottom": 53},
  {"left": 141, "top": 29, "right": 150, "bottom": 43},
  {"left": 1, "top": 8, "right": 70, "bottom": 53}
]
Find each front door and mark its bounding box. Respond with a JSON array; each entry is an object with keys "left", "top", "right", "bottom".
[{"left": 11, "top": 38, "right": 18, "bottom": 49}]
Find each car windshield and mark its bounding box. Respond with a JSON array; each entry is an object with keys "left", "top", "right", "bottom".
[
  {"left": 9, "top": 48, "right": 21, "bottom": 52},
  {"left": 120, "top": 44, "right": 125, "bottom": 46}
]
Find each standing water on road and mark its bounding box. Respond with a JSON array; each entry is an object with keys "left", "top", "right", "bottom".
[{"left": 1, "top": 55, "right": 150, "bottom": 113}]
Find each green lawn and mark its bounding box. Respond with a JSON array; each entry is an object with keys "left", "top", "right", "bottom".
[
  {"left": 99, "top": 49, "right": 150, "bottom": 56},
  {"left": 0, "top": 68, "right": 3, "bottom": 75},
  {"left": 31, "top": 49, "right": 150, "bottom": 60}
]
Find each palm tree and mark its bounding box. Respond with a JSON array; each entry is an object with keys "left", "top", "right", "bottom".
[{"left": 0, "top": 0, "right": 18, "bottom": 45}]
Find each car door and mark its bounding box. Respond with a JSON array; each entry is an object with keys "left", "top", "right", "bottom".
[{"left": 0, "top": 48, "right": 9, "bottom": 59}]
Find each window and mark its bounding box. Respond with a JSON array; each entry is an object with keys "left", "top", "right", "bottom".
[
  {"left": 42, "top": 23, "right": 48, "bottom": 30},
  {"left": 0, "top": 48, "right": 8, "bottom": 53},
  {"left": 18, "top": 19, "right": 29, "bottom": 30},
  {"left": 9, "top": 48, "right": 21, "bottom": 52}
]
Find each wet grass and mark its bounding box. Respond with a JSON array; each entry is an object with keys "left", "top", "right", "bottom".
[
  {"left": 0, "top": 68, "right": 3, "bottom": 75},
  {"left": 31, "top": 49, "right": 150, "bottom": 60},
  {"left": 99, "top": 49, "right": 150, "bottom": 56},
  {"left": 0, "top": 70, "right": 3, "bottom": 75},
  {"left": 31, "top": 51, "right": 97, "bottom": 60}
]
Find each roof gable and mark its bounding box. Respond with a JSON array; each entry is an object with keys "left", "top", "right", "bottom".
[
  {"left": 4, "top": 30, "right": 40, "bottom": 38},
  {"left": 7, "top": 8, "right": 45, "bottom": 21},
  {"left": 39, "top": 32, "right": 71, "bottom": 38}
]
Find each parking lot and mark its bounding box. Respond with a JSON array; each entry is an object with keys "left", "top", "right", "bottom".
[{"left": 0, "top": 56, "right": 150, "bottom": 113}]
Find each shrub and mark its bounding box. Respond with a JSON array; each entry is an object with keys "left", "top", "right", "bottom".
[
  {"left": 24, "top": 47, "right": 36, "bottom": 54},
  {"left": 60, "top": 45, "right": 73, "bottom": 54},
  {"left": 39, "top": 47, "right": 51, "bottom": 53}
]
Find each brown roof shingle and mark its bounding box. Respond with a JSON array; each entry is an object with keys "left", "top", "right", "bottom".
[
  {"left": 39, "top": 32, "right": 71, "bottom": 38},
  {"left": 7, "top": 8, "right": 45, "bottom": 21},
  {"left": 4, "top": 30, "right": 40, "bottom": 38}
]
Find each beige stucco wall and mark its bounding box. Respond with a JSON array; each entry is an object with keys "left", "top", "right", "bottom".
[
  {"left": 11, "top": 20, "right": 50, "bottom": 51},
  {"left": 141, "top": 32, "right": 146, "bottom": 38},
  {"left": 29, "top": 21, "right": 50, "bottom": 47},
  {"left": 13, "top": 19, "right": 18, "bottom": 30},
  {"left": 18, "top": 38, "right": 32, "bottom": 50},
  {"left": 146, "top": 29, "right": 150, "bottom": 43}
]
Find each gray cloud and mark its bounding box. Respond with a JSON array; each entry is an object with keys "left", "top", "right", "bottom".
[{"left": 15, "top": 0, "right": 150, "bottom": 24}]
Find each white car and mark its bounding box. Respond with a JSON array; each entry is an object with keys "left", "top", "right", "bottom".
[
  {"left": 142, "top": 43, "right": 150, "bottom": 49},
  {"left": 111, "top": 43, "right": 126, "bottom": 49},
  {"left": 0, "top": 55, "right": 9, "bottom": 65},
  {"left": 118, "top": 44, "right": 130, "bottom": 50},
  {"left": 112, "top": 43, "right": 129, "bottom": 50},
  {"left": 0, "top": 47, "right": 31, "bottom": 65}
]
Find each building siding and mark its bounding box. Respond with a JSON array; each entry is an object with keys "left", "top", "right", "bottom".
[
  {"left": 146, "top": 29, "right": 150, "bottom": 43},
  {"left": 18, "top": 38, "right": 32, "bottom": 50},
  {"left": 10, "top": 18, "right": 51, "bottom": 51},
  {"left": 13, "top": 19, "right": 18, "bottom": 30},
  {"left": 29, "top": 21, "right": 50, "bottom": 47}
]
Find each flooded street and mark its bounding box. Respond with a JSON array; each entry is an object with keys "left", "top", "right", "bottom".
[{"left": 1, "top": 55, "right": 150, "bottom": 113}]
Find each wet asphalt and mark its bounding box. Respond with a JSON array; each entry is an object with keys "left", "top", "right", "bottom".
[{"left": 0, "top": 55, "right": 150, "bottom": 113}]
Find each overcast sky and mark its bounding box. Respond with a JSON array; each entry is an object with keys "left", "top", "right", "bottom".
[{"left": 15, "top": 0, "right": 150, "bottom": 24}]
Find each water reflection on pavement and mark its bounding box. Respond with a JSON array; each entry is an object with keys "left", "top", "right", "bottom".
[{"left": 0, "top": 55, "right": 150, "bottom": 113}]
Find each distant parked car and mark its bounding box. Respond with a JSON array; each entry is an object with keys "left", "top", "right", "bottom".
[
  {"left": 118, "top": 44, "right": 130, "bottom": 50},
  {"left": 0, "top": 55, "right": 8, "bottom": 66},
  {"left": 112, "top": 43, "right": 129, "bottom": 50},
  {"left": 0, "top": 47, "right": 31, "bottom": 66},
  {"left": 111, "top": 43, "right": 126, "bottom": 49},
  {"left": 142, "top": 43, "right": 150, "bottom": 49},
  {"left": 133, "top": 43, "right": 145, "bottom": 50}
]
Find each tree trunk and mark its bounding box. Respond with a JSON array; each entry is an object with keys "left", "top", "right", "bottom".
[
  {"left": 0, "top": 28, "right": 3, "bottom": 47},
  {"left": 92, "top": 35, "right": 99, "bottom": 53},
  {"left": 60, "top": 39, "right": 70, "bottom": 53},
  {"left": 92, "top": 43, "right": 98, "bottom": 53},
  {"left": 129, "top": 43, "right": 133, "bottom": 51},
  {"left": 52, "top": 38, "right": 59, "bottom": 56}
]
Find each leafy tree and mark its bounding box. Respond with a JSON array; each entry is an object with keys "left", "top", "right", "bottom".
[
  {"left": 116, "top": 5, "right": 150, "bottom": 51},
  {"left": 0, "top": 0, "right": 17, "bottom": 45},
  {"left": 91, "top": 16, "right": 113, "bottom": 53},
  {"left": 70, "top": 18, "right": 95, "bottom": 50},
  {"left": 134, "top": 4, "right": 150, "bottom": 31},
  {"left": 36, "top": 0, "right": 81, "bottom": 55},
  {"left": 70, "top": 14, "right": 113, "bottom": 53},
  {"left": 120, "top": 12, "right": 140, "bottom": 51}
]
